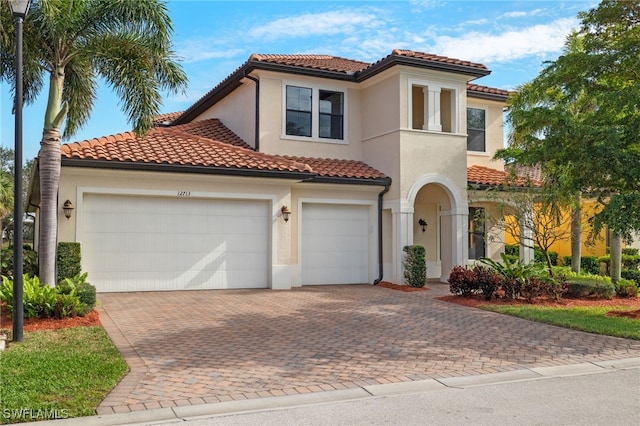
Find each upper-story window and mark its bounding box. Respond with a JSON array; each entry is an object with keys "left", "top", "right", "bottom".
[
  {"left": 319, "top": 90, "right": 343, "bottom": 139},
  {"left": 467, "top": 107, "right": 486, "bottom": 152},
  {"left": 284, "top": 83, "right": 345, "bottom": 142},
  {"left": 408, "top": 80, "right": 458, "bottom": 133},
  {"left": 286, "top": 86, "right": 312, "bottom": 137}
]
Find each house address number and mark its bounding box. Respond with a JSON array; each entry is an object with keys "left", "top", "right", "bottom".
[{"left": 177, "top": 191, "right": 191, "bottom": 196}]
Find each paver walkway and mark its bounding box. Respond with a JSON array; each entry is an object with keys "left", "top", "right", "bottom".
[{"left": 96, "top": 284, "right": 640, "bottom": 415}]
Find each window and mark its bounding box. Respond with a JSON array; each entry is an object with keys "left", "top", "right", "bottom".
[
  {"left": 319, "top": 90, "right": 343, "bottom": 139},
  {"left": 286, "top": 86, "right": 312, "bottom": 137},
  {"left": 468, "top": 207, "right": 486, "bottom": 259},
  {"left": 284, "top": 84, "right": 345, "bottom": 141},
  {"left": 467, "top": 108, "right": 486, "bottom": 152}
]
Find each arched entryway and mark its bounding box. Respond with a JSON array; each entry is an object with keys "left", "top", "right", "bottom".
[{"left": 404, "top": 175, "right": 468, "bottom": 282}]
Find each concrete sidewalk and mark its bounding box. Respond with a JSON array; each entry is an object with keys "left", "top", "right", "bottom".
[{"left": 40, "top": 358, "right": 640, "bottom": 425}]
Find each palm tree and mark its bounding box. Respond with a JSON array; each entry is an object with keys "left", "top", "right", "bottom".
[
  {"left": 0, "top": 171, "right": 14, "bottom": 231},
  {"left": 0, "top": 0, "right": 187, "bottom": 285}
]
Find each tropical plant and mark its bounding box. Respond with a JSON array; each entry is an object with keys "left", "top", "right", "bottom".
[
  {"left": 0, "top": 0, "right": 188, "bottom": 285},
  {"left": 478, "top": 254, "right": 557, "bottom": 300}
]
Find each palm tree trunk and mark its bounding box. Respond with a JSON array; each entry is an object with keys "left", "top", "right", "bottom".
[
  {"left": 610, "top": 232, "right": 622, "bottom": 283},
  {"left": 38, "top": 128, "right": 61, "bottom": 286},
  {"left": 570, "top": 195, "right": 582, "bottom": 273}
]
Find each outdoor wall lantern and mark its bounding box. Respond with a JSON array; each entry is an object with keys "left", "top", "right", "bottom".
[
  {"left": 63, "top": 200, "right": 75, "bottom": 219},
  {"left": 281, "top": 205, "right": 291, "bottom": 222},
  {"left": 418, "top": 218, "right": 428, "bottom": 232}
]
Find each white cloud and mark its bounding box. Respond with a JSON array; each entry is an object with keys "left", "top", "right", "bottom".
[
  {"left": 502, "top": 9, "right": 545, "bottom": 19},
  {"left": 430, "top": 18, "right": 578, "bottom": 64},
  {"left": 176, "top": 41, "right": 244, "bottom": 64},
  {"left": 249, "top": 10, "right": 382, "bottom": 39}
]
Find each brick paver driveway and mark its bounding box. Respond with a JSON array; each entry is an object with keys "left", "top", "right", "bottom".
[{"left": 97, "top": 284, "right": 640, "bottom": 414}]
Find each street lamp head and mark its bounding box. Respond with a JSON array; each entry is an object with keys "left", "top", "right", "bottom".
[{"left": 7, "top": 0, "right": 30, "bottom": 18}]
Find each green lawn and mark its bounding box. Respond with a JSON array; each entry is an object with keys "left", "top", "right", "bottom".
[
  {"left": 0, "top": 326, "right": 128, "bottom": 423},
  {"left": 483, "top": 305, "right": 640, "bottom": 340}
]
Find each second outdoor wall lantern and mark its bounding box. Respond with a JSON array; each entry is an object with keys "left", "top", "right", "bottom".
[
  {"left": 63, "top": 200, "right": 75, "bottom": 219},
  {"left": 281, "top": 205, "right": 291, "bottom": 222}
]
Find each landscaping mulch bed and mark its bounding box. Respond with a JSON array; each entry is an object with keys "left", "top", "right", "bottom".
[
  {"left": 437, "top": 294, "right": 640, "bottom": 319},
  {"left": 0, "top": 303, "right": 101, "bottom": 332},
  {"left": 378, "top": 281, "right": 430, "bottom": 292}
]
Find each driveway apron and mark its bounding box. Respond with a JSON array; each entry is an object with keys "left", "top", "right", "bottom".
[{"left": 96, "top": 284, "right": 640, "bottom": 414}]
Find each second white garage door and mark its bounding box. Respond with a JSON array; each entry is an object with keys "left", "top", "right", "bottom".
[
  {"left": 301, "top": 203, "right": 370, "bottom": 285},
  {"left": 82, "top": 194, "right": 269, "bottom": 292}
]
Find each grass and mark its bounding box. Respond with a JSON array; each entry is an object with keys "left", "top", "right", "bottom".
[
  {"left": 482, "top": 305, "right": 640, "bottom": 340},
  {"left": 0, "top": 326, "right": 128, "bottom": 423}
]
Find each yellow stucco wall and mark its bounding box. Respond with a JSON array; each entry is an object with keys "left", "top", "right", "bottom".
[{"left": 504, "top": 200, "right": 608, "bottom": 259}]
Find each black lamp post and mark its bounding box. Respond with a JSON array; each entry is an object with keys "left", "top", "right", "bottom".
[{"left": 8, "top": 0, "right": 31, "bottom": 343}]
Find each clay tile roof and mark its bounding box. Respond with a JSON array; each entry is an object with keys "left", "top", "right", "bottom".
[
  {"left": 249, "top": 53, "right": 370, "bottom": 74},
  {"left": 467, "top": 165, "right": 541, "bottom": 188},
  {"left": 285, "top": 156, "right": 388, "bottom": 180},
  {"left": 60, "top": 120, "right": 388, "bottom": 181},
  {"left": 61, "top": 126, "right": 313, "bottom": 174},
  {"left": 152, "top": 111, "right": 183, "bottom": 126},
  {"left": 467, "top": 84, "right": 510, "bottom": 97},
  {"left": 171, "top": 119, "right": 253, "bottom": 150},
  {"left": 391, "top": 49, "right": 488, "bottom": 71}
]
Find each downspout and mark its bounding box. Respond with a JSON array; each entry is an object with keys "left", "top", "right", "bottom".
[
  {"left": 243, "top": 71, "right": 260, "bottom": 151},
  {"left": 373, "top": 180, "right": 391, "bottom": 285}
]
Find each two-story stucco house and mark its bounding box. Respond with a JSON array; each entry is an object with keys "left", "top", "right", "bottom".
[{"left": 28, "top": 49, "right": 526, "bottom": 293}]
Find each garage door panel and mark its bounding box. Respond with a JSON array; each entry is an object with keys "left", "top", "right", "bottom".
[
  {"left": 82, "top": 195, "right": 269, "bottom": 292},
  {"left": 301, "top": 203, "right": 370, "bottom": 285}
]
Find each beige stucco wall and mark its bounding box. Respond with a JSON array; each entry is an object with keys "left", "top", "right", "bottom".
[
  {"left": 399, "top": 130, "right": 468, "bottom": 200},
  {"left": 195, "top": 80, "right": 256, "bottom": 149},
  {"left": 466, "top": 97, "right": 506, "bottom": 170},
  {"left": 255, "top": 71, "right": 363, "bottom": 160}
]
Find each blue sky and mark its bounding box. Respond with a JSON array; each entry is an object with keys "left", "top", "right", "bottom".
[{"left": 1, "top": 0, "right": 596, "bottom": 161}]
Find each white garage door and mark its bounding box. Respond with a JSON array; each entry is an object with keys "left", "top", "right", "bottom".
[
  {"left": 301, "top": 203, "right": 370, "bottom": 285},
  {"left": 82, "top": 194, "right": 269, "bottom": 292}
]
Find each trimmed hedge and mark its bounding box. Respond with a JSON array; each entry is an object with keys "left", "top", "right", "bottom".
[
  {"left": 562, "top": 256, "right": 600, "bottom": 275},
  {"left": 615, "top": 279, "right": 639, "bottom": 298},
  {"left": 622, "top": 248, "right": 639, "bottom": 256},
  {"left": 504, "top": 244, "right": 558, "bottom": 265},
  {"left": 621, "top": 269, "right": 640, "bottom": 286},
  {"left": 565, "top": 277, "right": 615, "bottom": 299},
  {"left": 403, "top": 245, "right": 426, "bottom": 288},
  {"left": 57, "top": 242, "right": 82, "bottom": 283}
]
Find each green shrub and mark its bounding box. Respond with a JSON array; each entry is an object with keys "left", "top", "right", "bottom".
[
  {"left": 1, "top": 274, "right": 86, "bottom": 319},
  {"left": 505, "top": 245, "right": 557, "bottom": 265},
  {"left": 621, "top": 269, "right": 640, "bottom": 286},
  {"left": 599, "top": 254, "right": 640, "bottom": 273},
  {"left": 565, "top": 277, "right": 615, "bottom": 299},
  {"left": 622, "top": 248, "right": 639, "bottom": 256},
  {"left": 57, "top": 242, "right": 82, "bottom": 282},
  {"left": 504, "top": 244, "right": 519, "bottom": 256},
  {"left": 1, "top": 245, "right": 39, "bottom": 278},
  {"left": 615, "top": 279, "right": 639, "bottom": 298},
  {"left": 57, "top": 273, "right": 96, "bottom": 315},
  {"left": 448, "top": 266, "right": 477, "bottom": 296},
  {"left": 479, "top": 254, "right": 553, "bottom": 300},
  {"left": 534, "top": 249, "right": 558, "bottom": 266},
  {"left": 580, "top": 256, "right": 600, "bottom": 275},
  {"left": 561, "top": 256, "right": 600, "bottom": 274},
  {"left": 403, "top": 245, "right": 427, "bottom": 288}
]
